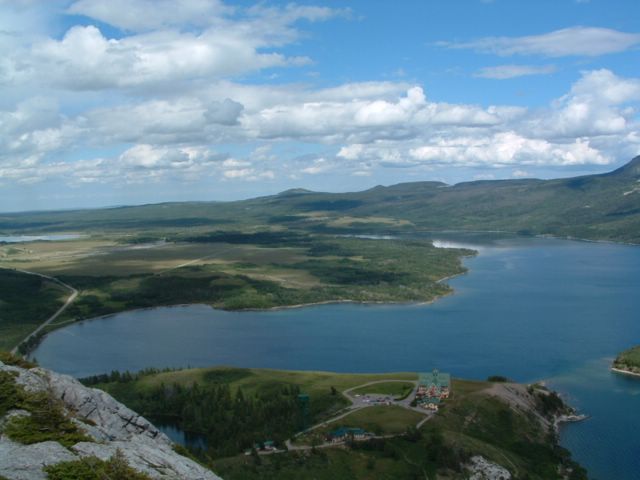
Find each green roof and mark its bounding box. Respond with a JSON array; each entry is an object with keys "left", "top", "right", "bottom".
[
  {"left": 330, "top": 427, "right": 368, "bottom": 437},
  {"left": 419, "top": 369, "right": 450, "bottom": 388}
]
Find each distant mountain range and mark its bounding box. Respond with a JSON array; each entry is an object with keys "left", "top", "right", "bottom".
[{"left": 2, "top": 156, "right": 640, "bottom": 243}]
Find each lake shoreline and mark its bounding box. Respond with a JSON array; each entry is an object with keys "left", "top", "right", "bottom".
[
  {"left": 34, "top": 265, "right": 472, "bottom": 330},
  {"left": 411, "top": 228, "right": 640, "bottom": 247},
  {"left": 611, "top": 367, "right": 640, "bottom": 378}
]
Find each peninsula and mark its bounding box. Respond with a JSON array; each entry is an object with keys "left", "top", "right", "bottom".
[
  {"left": 612, "top": 345, "right": 640, "bottom": 377},
  {"left": 82, "top": 364, "right": 588, "bottom": 480}
]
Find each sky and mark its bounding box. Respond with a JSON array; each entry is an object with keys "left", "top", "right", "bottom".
[{"left": 1, "top": 0, "right": 639, "bottom": 212}]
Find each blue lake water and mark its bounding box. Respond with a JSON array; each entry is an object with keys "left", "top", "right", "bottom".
[
  {"left": 32, "top": 235, "right": 640, "bottom": 479},
  {"left": 0, "top": 234, "right": 83, "bottom": 243}
]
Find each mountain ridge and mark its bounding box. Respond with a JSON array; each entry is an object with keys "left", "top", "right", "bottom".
[{"left": 1, "top": 156, "right": 640, "bottom": 243}]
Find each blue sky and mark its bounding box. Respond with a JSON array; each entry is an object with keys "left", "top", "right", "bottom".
[{"left": 1, "top": 0, "right": 639, "bottom": 212}]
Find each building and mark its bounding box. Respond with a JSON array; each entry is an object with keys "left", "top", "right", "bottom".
[
  {"left": 327, "top": 427, "right": 372, "bottom": 443},
  {"left": 421, "top": 397, "right": 441, "bottom": 411},
  {"left": 253, "top": 440, "right": 276, "bottom": 452},
  {"left": 416, "top": 369, "right": 451, "bottom": 408}
]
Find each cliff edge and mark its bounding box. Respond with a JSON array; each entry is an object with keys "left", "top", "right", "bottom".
[{"left": 0, "top": 358, "right": 221, "bottom": 480}]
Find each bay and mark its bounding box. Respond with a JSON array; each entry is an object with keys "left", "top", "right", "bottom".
[{"left": 33, "top": 235, "right": 640, "bottom": 479}]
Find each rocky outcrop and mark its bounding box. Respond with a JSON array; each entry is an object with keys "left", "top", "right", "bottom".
[
  {"left": 467, "top": 455, "right": 512, "bottom": 480},
  {"left": 0, "top": 440, "right": 76, "bottom": 480},
  {"left": 467, "top": 455, "right": 511, "bottom": 480},
  {"left": 0, "top": 359, "right": 222, "bottom": 480}
]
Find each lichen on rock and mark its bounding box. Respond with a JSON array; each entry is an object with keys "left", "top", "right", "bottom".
[{"left": 0, "top": 362, "right": 221, "bottom": 480}]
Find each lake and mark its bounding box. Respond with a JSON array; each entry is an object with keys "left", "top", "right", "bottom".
[
  {"left": 0, "top": 234, "right": 83, "bottom": 243},
  {"left": 32, "top": 234, "right": 640, "bottom": 479}
]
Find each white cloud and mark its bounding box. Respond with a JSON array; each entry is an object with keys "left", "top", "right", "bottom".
[
  {"left": 242, "top": 85, "right": 520, "bottom": 142},
  {"left": 474, "top": 64, "right": 556, "bottom": 79},
  {"left": 525, "top": 69, "right": 640, "bottom": 138},
  {"left": 301, "top": 158, "right": 332, "bottom": 175},
  {"left": 440, "top": 27, "right": 640, "bottom": 57},
  {"left": 1, "top": 2, "right": 345, "bottom": 91},
  {"left": 569, "top": 68, "right": 640, "bottom": 105},
  {"left": 67, "top": 0, "right": 232, "bottom": 32},
  {"left": 28, "top": 25, "right": 304, "bottom": 90},
  {"left": 223, "top": 168, "right": 253, "bottom": 178},
  {"left": 81, "top": 96, "right": 245, "bottom": 147},
  {"left": 2, "top": 0, "right": 639, "bottom": 197},
  {"left": 512, "top": 170, "right": 531, "bottom": 178},
  {"left": 223, "top": 167, "right": 274, "bottom": 180},
  {"left": 337, "top": 144, "right": 365, "bottom": 160},
  {"left": 408, "top": 133, "right": 609, "bottom": 167},
  {"left": 6, "top": 68, "right": 636, "bottom": 186}
]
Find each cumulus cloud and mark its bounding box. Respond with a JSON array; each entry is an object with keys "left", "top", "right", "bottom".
[
  {"left": 1, "top": 1, "right": 346, "bottom": 91},
  {"left": 27, "top": 25, "right": 306, "bottom": 90},
  {"left": 223, "top": 167, "right": 274, "bottom": 180},
  {"left": 4, "top": 68, "right": 639, "bottom": 186},
  {"left": 525, "top": 69, "right": 640, "bottom": 138},
  {"left": 440, "top": 27, "right": 640, "bottom": 57},
  {"left": 242, "top": 85, "right": 520, "bottom": 142},
  {"left": 474, "top": 64, "right": 557, "bottom": 79},
  {"left": 1, "top": 0, "right": 638, "bottom": 194},
  {"left": 408, "top": 133, "right": 609, "bottom": 167},
  {"left": 337, "top": 144, "right": 365, "bottom": 160},
  {"left": 67, "top": 0, "right": 232, "bottom": 32},
  {"left": 301, "top": 158, "right": 332, "bottom": 175}
]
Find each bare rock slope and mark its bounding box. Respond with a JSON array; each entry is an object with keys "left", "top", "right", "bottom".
[{"left": 0, "top": 359, "right": 222, "bottom": 480}]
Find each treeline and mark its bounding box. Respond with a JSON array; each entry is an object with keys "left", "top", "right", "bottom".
[
  {"left": 80, "top": 367, "right": 176, "bottom": 386},
  {"left": 100, "top": 379, "right": 303, "bottom": 458},
  {"left": 180, "top": 230, "right": 311, "bottom": 246}
]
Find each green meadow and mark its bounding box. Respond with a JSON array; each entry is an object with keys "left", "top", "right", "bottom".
[{"left": 85, "top": 365, "right": 585, "bottom": 480}]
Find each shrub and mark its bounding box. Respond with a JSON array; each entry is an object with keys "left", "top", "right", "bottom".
[
  {"left": 0, "top": 351, "right": 37, "bottom": 368},
  {"left": 4, "top": 390, "right": 90, "bottom": 447},
  {"left": 44, "top": 450, "right": 152, "bottom": 480},
  {"left": 0, "top": 370, "right": 23, "bottom": 417}
]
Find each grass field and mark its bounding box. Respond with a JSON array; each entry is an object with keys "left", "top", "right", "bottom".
[
  {"left": 351, "top": 382, "right": 414, "bottom": 399},
  {"left": 317, "top": 406, "right": 425, "bottom": 436}
]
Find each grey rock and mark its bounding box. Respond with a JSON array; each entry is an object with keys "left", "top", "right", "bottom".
[
  {"left": 0, "top": 437, "right": 77, "bottom": 480},
  {"left": 1, "top": 366, "right": 48, "bottom": 394},
  {"left": 467, "top": 455, "right": 512, "bottom": 480},
  {"left": 73, "top": 440, "right": 220, "bottom": 480},
  {"left": 45, "top": 370, "right": 170, "bottom": 444},
  {"left": 0, "top": 364, "right": 222, "bottom": 479}
]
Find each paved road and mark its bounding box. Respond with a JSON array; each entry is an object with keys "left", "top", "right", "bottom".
[
  {"left": 10, "top": 269, "right": 78, "bottom": 355},
  {"left": 284, "top": 378, "right": 434, "bottom": 451},
  {"left": 285, "top": 432, "right": 402, "bottom": 452},
  {"left": 343, "top": 379, "right": 430, "bottom": 414}
]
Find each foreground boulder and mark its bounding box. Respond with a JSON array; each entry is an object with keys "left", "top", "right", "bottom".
[{"left": 0, "top": 359, "right": 222, "bottom": 480}]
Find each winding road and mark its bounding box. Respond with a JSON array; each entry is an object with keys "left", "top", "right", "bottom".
[
  {"left": 284, "top": 379, "right": 434, "bottom": 452},
  {"left": 10, "top": 269, "right": 78, "bottom": 355}
]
